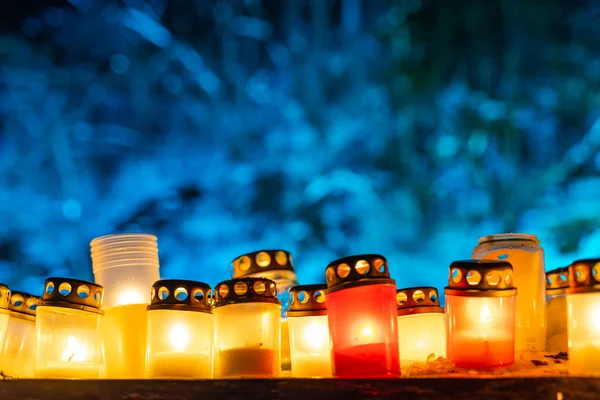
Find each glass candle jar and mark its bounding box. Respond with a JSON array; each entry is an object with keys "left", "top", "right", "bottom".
[
  {"left": 90, "top": 233, "right": 160, "bottom": 378},
  {"left": 231, "top": 250, "right": 298, "bottom": 373},
  {"left": 471, "top": 233, "right": 545, "bottom": 352},
  {"left": 325, "top": 254, "right": 400, "bottom": 378},
  {"left": 396, "top": 287, "right": 446, "bottom": 365},
  {"left": 287, "top": 284, "right": 332, "bottom": 378},
  {"left": 0, "top": 292, "right": 39, "bottom": 378},
  {"left": 0, "top": 284, "right": 10, "bottom": 346},
  {"left": 213, "top": 277, "right": 281, "bottom": 378},
  {"left": 546, "top": 267, "right": 569, "bottom": 353},
  {"left": 35, "top": 278, "right": 105, "bottom": 379},
  {"left": 445, "top": 260, "right": 517, "bottom": 369},
  {"left": 566, "top": 259, "right": 600, "bottom": 376},
  {"left": 146, "top": 279, "right": 214, "bottom": 379}
]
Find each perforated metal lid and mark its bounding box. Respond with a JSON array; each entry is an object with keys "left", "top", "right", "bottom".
[
  {"left": 9, "top": 291, "right": 40, "bottom": 318},
  {"left": 546, "top": 267, "right": 569, "bottom": 293},
  {"left": 325, "top": 254, "right": 394, "bottom": 293},
  {"left": 148, "top": 279, "right": 213, "bottom": 313},
  {"left": 231, "top": 250, "right": 294, "bottom": 279},
  {"left": 396, "top": 286, "right": 444, "bottom": 316},
  {"left": 213, "top": 277, "right": 280, "bottom": 308},
  {"left": 287, "top": 284, "right": 328, "bottom": 317},
  {"left": 567, "top": 259, "right": 600, "bottom": 295},
  {"left": 41, "top": 277, "right": 104, "bottom": 314},
  {"left": 0, "top": 283, "right": 9, "bottom": 311},
  {"left": 445, "top": 260, "right": 516, "bottom": 297}
]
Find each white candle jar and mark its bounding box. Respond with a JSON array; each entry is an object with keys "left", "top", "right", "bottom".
[
  {"left": 546, "top": 267, "right": 569, "bottom": 353},
  {"left": 287, "top": 284, "right": 332, "bottom": 378},
  {"left": 213, "top": 277, "right": 281, "bottom": 378},
  {"left": 0, "top": 291, "right": 40, "bottom": 378},
  {"left": 231, "top": 250, "right": 297, "bottom": 373},
  {"left": 396, "top": 286, "right": 446, "bottom": 365},
  {"left": 35, "top": 278, "right": 105, "bottom": 379},
  {"left": 146, "top": 279, "right": 214, "bottom": 379},
  {"left": 567, "top": 259, "right": 600, "bottom": 376},
  {"left": 471, "top": 233, "right": 546, "bottom": 352},
  {"left": 90, "top": 233, "right": 161, "bottom": 378}
]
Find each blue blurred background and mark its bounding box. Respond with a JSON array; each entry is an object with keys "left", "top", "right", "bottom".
[{"left": 1, "top": 0, "right": 599, "bottom": 297}]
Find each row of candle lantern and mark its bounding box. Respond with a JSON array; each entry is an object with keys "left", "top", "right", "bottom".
[{"left": 0, "top": 232, "right": 597, "bottom": 378}]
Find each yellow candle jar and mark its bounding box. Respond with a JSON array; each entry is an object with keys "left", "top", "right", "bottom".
[
  {"left": 0, "top": 292, "right": 40, "bottom": 378},
  {"left": 90, "top": 233, "right": 161, "bottom": 378},
  {"left": 567, "top": 259, "right": 600, "bottom": 376},
  {"left": 287, "top": 284, "right": 332, "bottom": 378},
  {"left": 146, "top": 279, "right": 214, "bottom": 379},
  {"left": 396, "top": 287, "right": 446, "bottom": 365},
  {"left": 472, "top": 233, "right": 546, "bottom": 352},
  {"left": 0, "top": 284, "right": 10, "bottom": 345},
  {"left": 35, "top": 278, "right": 105, "bottom": 379},
  {"left": 546, "top": 267, "right": 569, "bottom": 353},
  {"left": 213, "top": 277, "right": 281, "bottom": 378},
  {"left": 231, "top": 250, "right": 298, "bottom": 373}
]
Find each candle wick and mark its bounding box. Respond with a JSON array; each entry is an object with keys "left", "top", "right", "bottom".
[{"left": 68, "top": 352, "right": 75, "bottom": 362}]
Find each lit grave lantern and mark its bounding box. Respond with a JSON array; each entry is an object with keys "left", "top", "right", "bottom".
[{"left": 546, "top": 267, "right": 569, "bottom": 353}]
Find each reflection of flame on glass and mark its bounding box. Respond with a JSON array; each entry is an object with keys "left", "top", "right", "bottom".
[
  {"left": 117, "top": 290, "right": 143, "bottom": 306},
  {"left": 303, "top": 323, "right": 328, "bottom": 350},
  {"left": 61, "top": 336, "right": 88, "bottom": 362},
  {"left": 169, "top": 324, "right": 190, "bottom": 352},
  {"left": 480, "top": 304, "right": 492, "bottom": 324}
]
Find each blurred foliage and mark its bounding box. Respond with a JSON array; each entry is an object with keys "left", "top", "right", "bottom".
[{"left": 0, "top": 0, "right": 599, "bottom": 296}]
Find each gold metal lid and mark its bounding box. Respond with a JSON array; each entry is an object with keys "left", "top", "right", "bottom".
[
  {"left": 41, "top": 278, "right": 104, "bottom": 314},
  {"left": 325, "top": 254, "right": 395, "bottom": 293},
  {"left": 213, "top": 277, "right": 280, "bottom": 308},
  {"left": 546, "top": 267, "right": 569, "bottom": 294},
  {"left": 567, "top": 259, "right": 600, "bottom": 295},
  {"left": 287, "top": 284, "right": 327, "bottom": 317},
  {"left": 444, "top": 260, "right": 517, "bottom": 297},
  {"left": 0, "top": 283, "right": 9, "bottom": 311},
  {"left": 148, "top": 279, "right": 212, "bottom": 313},
  {"left": 9, "top": 291, "right": 40, "bottom": 318},
  {"left": 231, "top": 250, "right": 294, "bottom": 279},
  {"left": 396, "top": 286, "right": 444, "bottom": 316}
]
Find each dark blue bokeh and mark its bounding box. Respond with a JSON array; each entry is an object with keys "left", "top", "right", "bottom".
[{"left": 1, "top": 0, "right": 599, "bottom": 298}]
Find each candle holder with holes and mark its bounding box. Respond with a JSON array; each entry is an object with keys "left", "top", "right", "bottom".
[
  {"left": 324, "top": 254, "right": 400, "bottom": 378},
  {"left": 146, "top": 280, "right": 214, "bottom": 379},
  {"left": 213, "top": 277, "right": 282, "bottom": 378},
  {"left": 34, "top": 278, "right": 105, "bottom": 379},
  {"left": 396, "top": 287, "right": 446, "bottom": 365},
  {"left": 546, "top": 267, "right": 569, "bottom": 353},
  {"left": 566, "top": 259, "right": 600, "bottom": 376},
  {"left": 0, "top": 284, "right": 10, "bottom": 350},
  {"left": 231, "top": 250, "right": 298, "bottom": 373},
  {"left": 445, "top": 260, "right": 517, "bottom": 369},
  {"left": 90, "top": 233, "right": 161, "bottom": 379},
  {"left": 0, "top": 291, "right": 40, "bottom": 378},
  {"left": 471, "top": 233, "right": 546, "bottom": 352},
  {"left": 287, "top": 284, "right": 332, "bottom": 378}
]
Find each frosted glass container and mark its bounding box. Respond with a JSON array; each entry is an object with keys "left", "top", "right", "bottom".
[
  {"left": 146, "top": 280, "right": 213, "bottom": 379},
  {"left": 546, "top": 267, "right": 569, "bottom": 353},
  {"left": 0, "top": 292, "right": 39, "bottom": 378},
  {"left": 0, "top": 284, "right": 11, "bottom": 347},
  {"left": 91, "top": 233, "right": 160, "bottom": 378},
  {"left": 213, "top": 278, "right": 281, "bottom": 378},
  {"left": 472, "top": 233, "right": 546, "bottom": 352},
  {"left": 35, "top": 278, "right": 105, "bottom": 379}
]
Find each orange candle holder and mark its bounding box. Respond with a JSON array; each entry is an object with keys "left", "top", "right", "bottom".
[
  {"left": 445, "top": 260, "right": 517, "bottom": 369},
  {"left": 287, "top": 284, "right": 332, "bottom": 378},
  {"left": 231, "top": 249, "right": 298, "bottom": 373},
  {"left": 566, "top": 259, "right": 600, "bottom": 376},
  {"left": 546, "top": 267, "right": 569, "bottom": 353},
  {"left": 396, "top": 287, "right": 446, "bottom": 365},
  {"left": 325, "top": 254, "right": 400, "bottom": 378}
]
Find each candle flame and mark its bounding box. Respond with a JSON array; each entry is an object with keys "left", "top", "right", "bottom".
[
  {"left": 169, "top": 324, "right": 190, "bottom": 352},
  {"left": 61, "top": 336, "right": 88, "bottom": 362},
  {"left": 117, "top": 290, "right": 144, "bottom": 306},
  {"left": 303, "top": 323, "right": 328, "bottom": 350},
  {"left": 361, "top": 326, "right": 374, "bottom": 337},
  {"left": 480, "top": 304, "right": 492, "bottom": 324}
]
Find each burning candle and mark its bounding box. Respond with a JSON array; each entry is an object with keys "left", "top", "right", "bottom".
[
  {"left": 213, "top": 277, "right": 281, "bottom": 378},
  {"left": 287, "top": 284, "right": 332, "bottom": 378},
  {"left": 34, "top": 278, "right": 105, "bottom": 379},
  {"left": 146, "top": 280, "right": 214, "bottom": 379},
  {"left": 472, "top": 233, "right": 546, "bottom": 352},
  {"left": 396, "top": 287, "right": 446, "bottom": 365},
  {"left": 566, "top": 259, "right": 600, "bottom": 376},
  {"left": 546, "top": 267, "right": 569, "bottom": 353},
  {"left": 325, "top": 254, "right": 400, "bottom": 378},
  {"left": 90, "top": 233, "right": 161, "bottom": 378},
  {"left": 445, "top": 260, "right": 516, "bottom": 369},
  {"left": 231, "top": 250, "right": 298, "bottom": 374},
  {"left": 0, "top": 291, "right": 39, "bottom": 378}
]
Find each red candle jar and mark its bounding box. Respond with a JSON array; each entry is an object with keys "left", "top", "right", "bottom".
[
  {"left": 445, "top": 260, "right": 517, "bottom": 369},
  {"left": 325, "top": 254, "right": 400, "bottom": 378}
]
